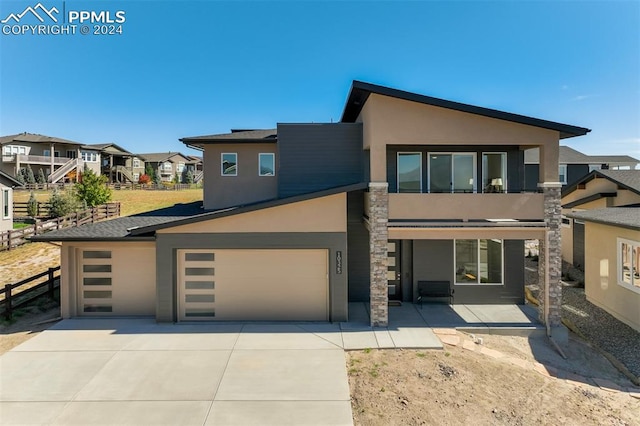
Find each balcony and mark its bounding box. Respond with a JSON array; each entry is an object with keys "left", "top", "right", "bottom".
[
  {"left": 382, "top": 192, "right": 545, "bottom": 221},
  {"left": 2, "top": 154, "right": 69, "bottom": 165}
]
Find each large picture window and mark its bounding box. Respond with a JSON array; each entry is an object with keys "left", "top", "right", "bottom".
[
  {"left": 429, "top": 153, "right": 476, "bottom": 193},
  {"left": 455, "top": 239, "right": 503, "bottom": 285},
  {"left": 482, "top": 153, "right": 507, "bottom": 193},
  {"left": 259, "top": 153, "right": 275, "bottom": 176},
  {"left": 619, "top": 238, "right": 640, "bottom": 293},
  {"left": 397, "top": 152, "right": 422, "bottom": 193},
  {"left": 221, "top": 153, "right": 237, "bottom": 176}
]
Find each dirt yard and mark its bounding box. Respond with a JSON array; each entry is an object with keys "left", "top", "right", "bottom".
[
  {"left": 0, "top": 303, "right": 60, "bottom": 355},
  {"left": 348, "top": 331, "right": 640, "bottom": 426}
]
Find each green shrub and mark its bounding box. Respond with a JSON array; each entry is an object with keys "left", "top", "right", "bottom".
[
  {"left": 27, "top": 192, "right": 38, "bottom": 217},
  {"left": 49, "top": 188, "right": 77, "bottom": 217},
  {"left": 75, "top": 168, "right": 111, "bottom": 207}
]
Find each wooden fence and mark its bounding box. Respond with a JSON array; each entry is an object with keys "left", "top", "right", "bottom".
[
  {"left": 1, "top": 266, "right": 60, "bottom": 319},
  {"left": 1, "top": 202, "right": 121, "bottom": 251},
  {"left": 13, "top": 201, "right": 53, "bottom": 218}
]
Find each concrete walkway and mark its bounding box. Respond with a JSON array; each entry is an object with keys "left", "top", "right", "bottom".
[{"left": 0, "top": 319, "right": 354, "bottom": 425}]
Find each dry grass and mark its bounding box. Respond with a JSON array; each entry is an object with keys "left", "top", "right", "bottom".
[{"left": 13, "top": 188, "right": 203, "bottom": 216}]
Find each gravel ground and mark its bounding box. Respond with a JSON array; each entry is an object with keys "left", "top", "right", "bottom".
[{"left": 525, "top": 258, "right": 640, "bottom": 380}]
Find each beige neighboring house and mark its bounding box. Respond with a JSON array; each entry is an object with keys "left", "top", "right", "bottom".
[
  {"left": 138, "top": 152, "right": 192, "bottom": 182},
  {"left": 567, "top": 208, "right": 640, "bottom": 332},
  {"left": 85, "top": 143, "right": 141, "bottom": 184},
  {"left": 561, "top": 170, "right": 640, "bottom": 270},
  {"left": 0, "top": 170, "right": 23, "bottom": 232},
  {"left": 0, "top": 132, "right": 100, "bottom": 183}
]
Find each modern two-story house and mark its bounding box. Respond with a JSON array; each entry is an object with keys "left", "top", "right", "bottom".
[{"left": 33, "top": 81, "right": 589, "bottom": 340}]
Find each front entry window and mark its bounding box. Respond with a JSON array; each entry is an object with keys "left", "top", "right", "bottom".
[
  {"left": 397, "top": 153, "right": 422, "bottom": 193},
  {"left": 455, "top": 239, "right": 503, "bottom": 285}
]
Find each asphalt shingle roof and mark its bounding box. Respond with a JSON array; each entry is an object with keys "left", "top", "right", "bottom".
[
  {"left": 137, "top": 152, "right": 191, "bottom": 163},
  {"left": 525, "top": 146, "right": 639, "bottom": 165},
  {"left": 596, "top": 170, "right": 640, "bottom": 193},
  {"left": 181, "top": 129, "right": 277, "bottom": 143},
  {"left": 567, "top": 207, "right": 640, "bottom": 230},
  {"left": 0, "top": 132, "right": 83, "bottom": 146}
]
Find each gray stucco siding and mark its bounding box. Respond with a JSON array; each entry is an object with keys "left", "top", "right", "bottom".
[
  {"left": 412, "top": 239, "right": 524, "bottom": 304},
  {"left": 155, "top": 232, "right": 348, "bottom": 322},
  {"left": 347, "top": 191, "right": 370, "bottom": 302}
]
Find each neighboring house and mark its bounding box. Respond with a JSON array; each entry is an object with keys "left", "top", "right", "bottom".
[
  {"left": 125, "top": 155, "right": 147, "bottom": 183},
  {"left": 0, "top": 170, "right": 23, "bottom": 232},
  {"left": 32, "top": 81, "right": 589, "bottom": 335},
  {"left": 185, "top": 155, "right": 204, "bottom": 182},
  {"left": 561, "top": 170, "right": 640, "bottom": 270},
  {"left": 138, "top": 152, "right": 192, "bottom": 182},
  {"left": 566, "top": 208, "right": 640, "bottom": 332},
  {"left": 0, "top": 132, "right": 100, "bottom": 183},
  {"left": 86, "top": 143, "right": 139, "bottom": 183},
  {"left": 524, "top": 146, "right": 639, "bottom": 190}
]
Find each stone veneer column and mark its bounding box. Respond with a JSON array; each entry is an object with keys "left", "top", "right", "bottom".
[
  {"left": 369, "top": 182, "right": 389, "bottom": 327},
  {"left": 538, "top": 183, "right": 564, "bottom": 338}
]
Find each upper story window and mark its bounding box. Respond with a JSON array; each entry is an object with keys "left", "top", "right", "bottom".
[
  {"left": 161, "top": 161, "right": 172, "bottom": 171},
  {"left": 133, "top": 158, "right": 141, "bottom": 168},
  {"left": 429, "top": 153, "right": 475, "bottom": 193},
  {"left": 3, "top": 145, "right": 27, "bottom": 156},
  {"left": 176, "top": 162, "right": 185, "bottom": 173},
  {"left": 455, "top": 239, "right": 503, "bottom": 285},
  {"left": 482, "top": 153, "right": 507, "bottom": 193},
  {"left": 66, "top": 150, "right": 77, "bottom": 159},
  {"left": 221, "top": 153, "right": 237, "bottom": 176},
  {"left": 81, "top": 151, "right": 98, "bottom": 162},
  {"left": 397, "top": 152, "right": 422, "bottom": 193},
  {"left": 44, "top": 150, "right": 61, "bottom": 158},
  {"left": 259, "top": 153, "right": 275, "bottom": 176},
  {"left": 559, "top": 164, "right": 568, "bottom": 184},
  {"left": 619, "top": 238, "right": 640, "bottom": 294}
]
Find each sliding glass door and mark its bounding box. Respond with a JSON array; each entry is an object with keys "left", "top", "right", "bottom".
[
  {"left": 397, "top": 152, "right": 422, "bottom": 193},
  {"left": 428, "top": 153, "right": 476, "bottom": 193}
]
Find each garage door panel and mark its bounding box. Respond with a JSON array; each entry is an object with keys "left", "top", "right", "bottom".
[{"left": 178, "top": 249, "right": 328, "bottom": 321}]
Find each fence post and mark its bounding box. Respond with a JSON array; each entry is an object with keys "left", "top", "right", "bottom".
[
  {"left": 4, "top": 284, "right": 12, "bottom": 319},
  {"left": 7, "top": 230, "right": 11, "bottom": 251},
  {"left": 48, "top": 267, "right": 55, "bottom": 299}
]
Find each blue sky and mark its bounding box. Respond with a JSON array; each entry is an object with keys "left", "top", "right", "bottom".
[{"left": 1, "top": 1, "right": 638, "bottom": 157}]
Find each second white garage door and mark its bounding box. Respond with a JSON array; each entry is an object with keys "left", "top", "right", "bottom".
[{"left": 178, "top": 249, "right": 329, "bottom": 321}]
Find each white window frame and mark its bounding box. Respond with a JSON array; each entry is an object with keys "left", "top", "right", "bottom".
[
  {"left": 617, "top": 237, "right": 640, "bottom": 294},
  {"left": 133, "top": 158, "right": 141, "bottom": 168},
  {"left": 81, "top": 151, "right": 98, "bottom": 162},
  {"left": 221, "top": 153, "right": 238, "bottom": 176},
  {"left": 453, "top": 239, "right": 504, "bottom": 286},
  {"left": 427, "top": 152, "right": 477, "bottom": 194},
  {"left": 2, "top": 189, "right": 10, "bottom": 219},
  {"left": 397, "top": 152, "right": 423, "bottom": 193},
  {"left": 258, "top": 153, "right": 276, "bottom": 177},
  {"left": 482, "top": 152, "right": 507, "bottom": 193},
  {"left": 176, "top": 162, "right": 185, "bottom": 173},
  {"left": 559, "top": 164, "right": 568, "bottom": 184}
]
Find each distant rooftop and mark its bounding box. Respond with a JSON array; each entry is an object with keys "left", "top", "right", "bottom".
[
  {"left": 0, "top": 132, "right": 83, "bottom": 146},
  {"left": 181, "top": 129, "right": 278, "bottom": 147},
  {"left": 567, "top": 207, "right": 640, "bottom": 230},
  {"left": 525, "top": 145, "right": 639, "bottom": 166}
]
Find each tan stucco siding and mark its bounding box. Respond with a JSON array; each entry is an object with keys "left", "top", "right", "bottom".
[
  {"left": 61, "top": 242, "right": 156, "bottom": 318},
  {"left": 203, "top": 143, "right": 277, "bottom": 209},
  {"left": 159, "top": 193, "right": 347, "bottom": 234},
  {"left": 613, "top": 189, "right": 640, "bottom": 207},
  {"left": 357, "top": 94, "right": 560, "bottom": 181},
  {"left": 561, "top": 223, "right": 573, "bottom": 264},
  {"left": 561, "top": 178, "right": 617, "bottom": 206},
  {"left": 583, "top": 222, "right": 640, "bottom": 331}
]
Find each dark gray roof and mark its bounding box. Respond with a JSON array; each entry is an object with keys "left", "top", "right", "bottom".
[
  {"left": 84, "top": 143, "right": 132, "bottom": 155},
  {"left": 0, "top": 170, "right": 23, "bottom": 187},
  {"left": 341, "top": 81, "right": 591, "bottom": 139},
  {"left": 30, "top": 202, "right": 205, "bottom": 242},
  {"left": 138, "top": 152, "right": 191, "bottom": 163},
  {"left": 31, "top": 182, "right": 367, "bottom": 242},
  {"left": 0, "top": 132, "right": 83, "bottom": 146},
  {"left": 567, "top": 207, "right": 640, "bottom": 230},
  {"left": 181, "top": 129, "right": 277, "bottom": 147},
  {"left": 525, "top": 146, "right": 639, "bottom": 165},
  {"left": 563, "top": 169, "right": 640, "bottom": 197}
]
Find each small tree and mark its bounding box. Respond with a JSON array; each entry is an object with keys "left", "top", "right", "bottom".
[
  {"left": 49, "top": 188, "right": 77, "bottom": 217},
  {"left": 172, "top": 171, "right": 180, "bottom": 184},
  {"left": 138, "top": 174, "right": 151, "bottom": 185},
  {"left": 145, "top": 163, "right": 156, "bottom": 182},
  {"left": 36, "top": 168, "right": 46, "bottom": 184},
  {"left": 183, "top": 169, "right": 194, "bottom": 184},
  {"left": 25, "top": 166, "right": 36, "bottom": 184},
  {"left": 75, "top": 168, "right": 111, "bottom": 207},
  {"left": 153, "top": 171, "right": 162, "bottom": 185},
  {"left": 15, "top": 169, "right": 25, "bottom": 185},
  {"left": 27, "top": 192, "right": 39, "bottom": 217}
]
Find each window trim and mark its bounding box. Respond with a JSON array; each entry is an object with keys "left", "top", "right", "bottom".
[
  {"left": 2, "top": 189, "right": 10, "bottom": 219},
  {"left": 617, "top": 237, "right": 640, "bottom": 294},
  {"left": 454, "top": 239, "right": 504, "bottom": 286},
  {"left": 561, "top": 215, "right": 571, "bottom": 228},
  {"left": 258, "top": 153, "right": 276, "bottom": 177},
  {"left": 559, "top": 164, "right": 568, "bottom": 184},
  {"left": 221, "top": 153, "right": 238, "bottom": 176},
  {"left": 133, "top": 158, "right": 141, "bottom": 168},
  {"left": 427, "top": 152, "right": 477, "bottom": 194},
  {"left": 396, "top": 152, "right": 423, "bottom": 193},
  {"left": 482, "top": 152, "right": 507, "bottom": 193},
  {"left": 80, "top": 151, "right": 98, "bottom": 162}
]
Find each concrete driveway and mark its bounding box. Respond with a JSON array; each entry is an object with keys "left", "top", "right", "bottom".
[{"left": 0, "top": 319, "right": 353, "bottom": 425}]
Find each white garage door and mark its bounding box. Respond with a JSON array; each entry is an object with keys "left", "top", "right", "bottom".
[{"left": 178, "top": 249, "right": 328, "bottom": 321}]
